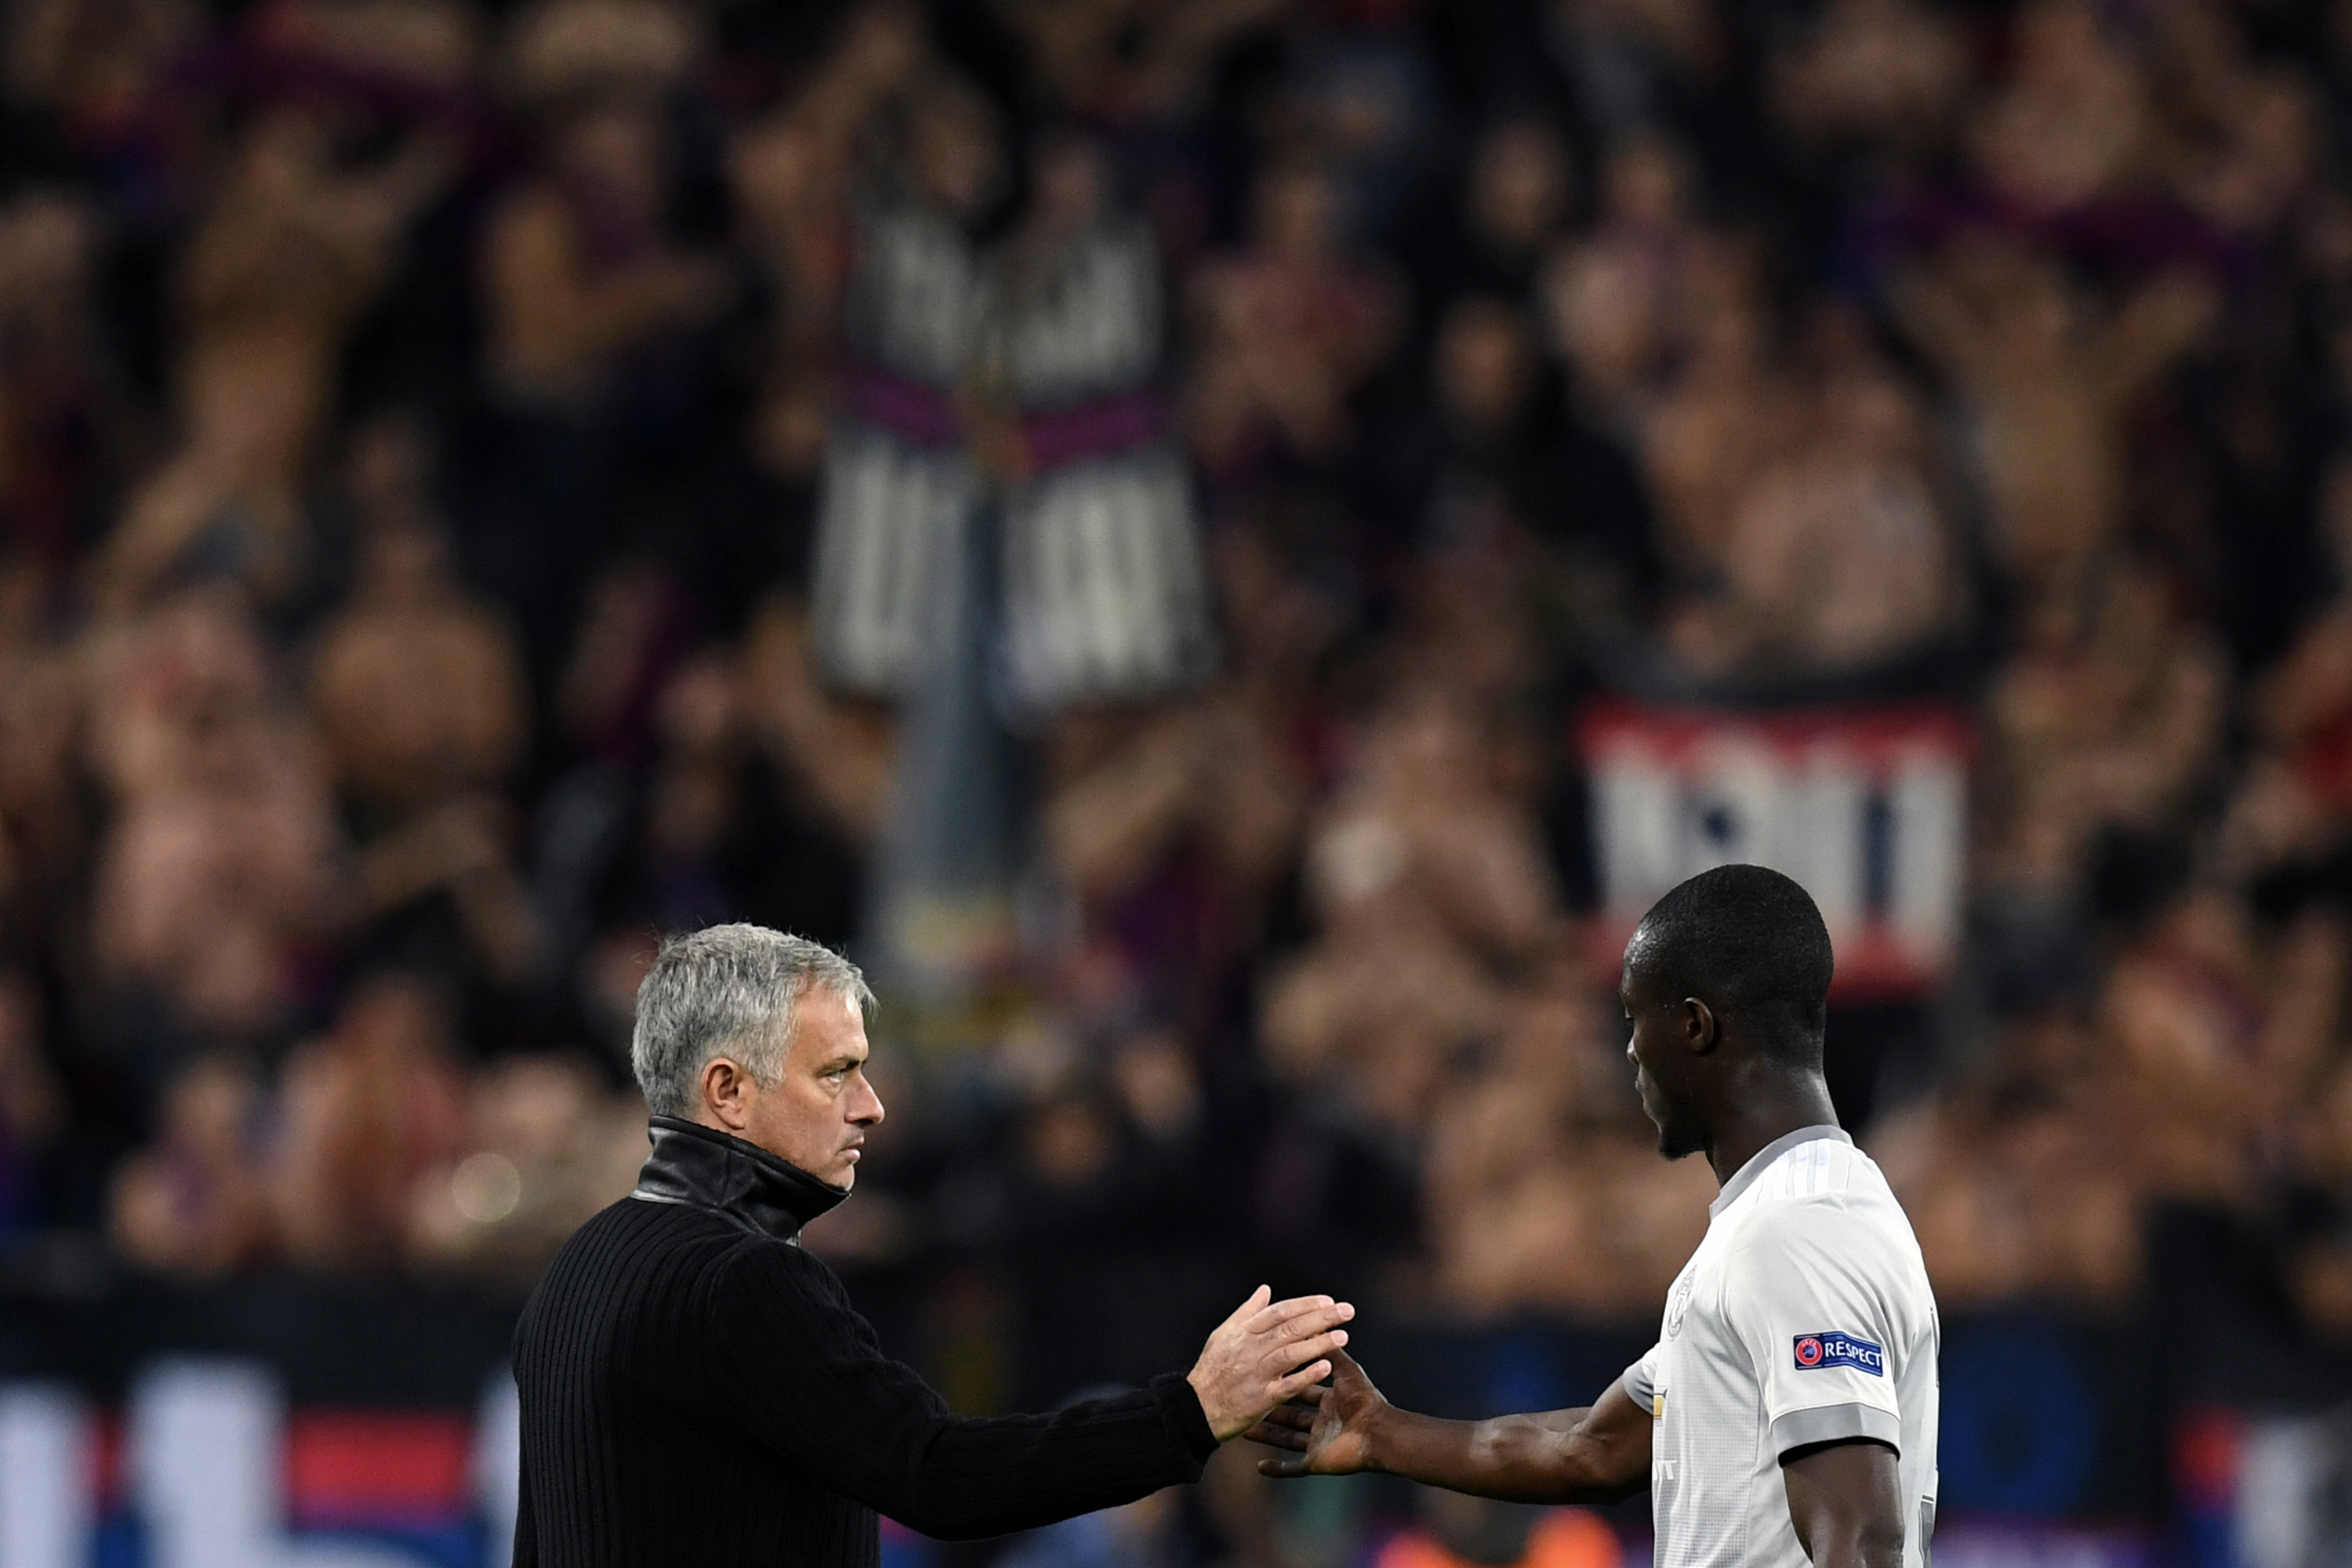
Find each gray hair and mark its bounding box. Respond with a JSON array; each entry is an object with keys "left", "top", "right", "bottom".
[{"left": 630, "top": 925, "right": 875, "bottom": 1119}]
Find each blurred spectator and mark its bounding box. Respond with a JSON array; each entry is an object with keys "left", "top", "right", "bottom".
[
  {"left": 2101, "top": 895, "right": 2343, "bottom": 1208},
  {"left": 0, "top": 555, "right": 87, "bottom": 948},
  {"left": 313, "top": 425, "right": 546, "bottom": 993},
  {"left": 1044, "top": 690, "right": 1308, "bottom": 953},
  {"left": 1895, "top": 240, "right": 2215, "bottom": 601},
  {"left": 1542, "top": 134, "right": 1711, "bottom": 423},
  {"left": 1969, "top": 0, "right": 2152, "bottom": 216},
  {"left": 109, "top": 1051, "right": 274, "bottom": 1275},
  {"left": 1771, "top": 0, "right": 1969, "bottom": 158},
  {"left": 5, "top": 0, "right": 198, "bottom": 198},
  {"left": 1273, "top": 27, "right": 1440, "bottom": 244},
  {"left": 405, "top": 1051, "right": 642, "bottom": 1288},
  {"left": 1378, "top": 296, "right": 1621, "bottom": 567},
  {"left": 1262, "top": 685, "right": 1559, "bottom": 1139},
  {"left": 1635, "top": 247, "right": 1789, "bottom": 602},
  {"left": 1548, "top": 0, "right": 1722, "bottom": 136},
  {"left": 1664, "top": 307, "right": 1959, "bottom": 681},
  {"left": 2156, "top": 2, "right": 2320, "bottom": 241},
  {"left": 260, "top": 0, "right": 482, "bottom": 92},
  {"left": 89, "top": 592, "right": 342, "bottom": 1052},
  {"left": 505, "top": 0, "right": 697, "bottom": 109},
  {"left": 310, "top": 432, "right": 526, "bottom": 826},
  {"left": 0, "top": 972, "right": 62, "bottom": 1246},
  {"left": 728, "top": 7, "right": 920, "bottom": 370},
  {"left": 482, "top": 97, "right": 724, "bottom": 408},
  {"left": 1421, "top": 961, "right": 1710, "bottom": 1318},
  {"left": 103, "top": 107, "right": 452, "bottom": 611},
  {"left": 1410, "top": 118, "right": 1576, "bottom": 314},
  {"left": 0, "top": 192, "right": 135, "bottom": 577},
  {"left": 478, "top": 56, "right": 730, "bottom": 661},
  {"left": 1033, "top": 506, "right": 1335, "bottom": 1011},
  {"left": 739, "top": 594, "right": 896, "bottom": 848},
  {"left": 1187, "top": 163, "right": 1399, "bottom": 475},
  {"left": 1977, "top": 559, "right": 2226, "bottom": 905},
  {"left": 995, "top": 0, "right": 1283, "bottom": 132},
  {"left": 273, "top": 971, "right": 469, "bottom": 1269},
  {"left": 2285, "top": 1048, "right": 2352, "bottom": 1339},
  {"left": 1883, "top": 898, "right": 2347, "bottom": 1306},
  {"left": 597, "top": 645, "right": 865, "bottom": 942},
  {"left": 1872, "top": 1007, "right": 2144, "bottom": 1306},
  {"left": 2220, "top": 461, "right": 2352, "bottom": 880}
]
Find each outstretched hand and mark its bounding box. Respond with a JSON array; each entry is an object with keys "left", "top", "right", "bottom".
[
  {"left": 1187, "top": 1286, "right": 1356, "bottom": 1442},
  {"left": 1248, "top": 1348, "right": 1385, "bottom": 1477}
]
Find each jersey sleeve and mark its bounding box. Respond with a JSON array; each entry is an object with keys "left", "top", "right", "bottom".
[
  {"left": 1722, "top": 1204, "right": 1904, "bottom": 1459},
  {"left": 1621, "top": 1341, "right": 1664, "bottom": 1414}
]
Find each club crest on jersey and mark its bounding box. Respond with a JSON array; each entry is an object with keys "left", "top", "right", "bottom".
[
  {"left": 1792, "top": 1332, "right": 1884, "bottom": 1375},
  {"left": 1666, "top": 1269, "right": 1696, "bottom": 1337}
]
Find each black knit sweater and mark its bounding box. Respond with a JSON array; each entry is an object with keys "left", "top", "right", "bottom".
[{"left": 511, "top": 1117, "right": 1220, "bottom": 1567}]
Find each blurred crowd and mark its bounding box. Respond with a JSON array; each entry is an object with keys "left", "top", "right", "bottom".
[{"left": 9, "top": 0, "right": 2352, "bottom": 1399}]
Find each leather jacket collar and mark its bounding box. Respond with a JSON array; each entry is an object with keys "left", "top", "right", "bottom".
[{"left": 631, "top": 1116, "right": 849, "bottom": 1242}]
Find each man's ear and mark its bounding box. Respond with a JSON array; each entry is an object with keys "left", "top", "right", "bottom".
[
  {"left": 1682, "top": 997, "right": 1719, "bottom": 1054},
  {"left": 700, "top": 1056, "right": 754, "bottom": 1132}
]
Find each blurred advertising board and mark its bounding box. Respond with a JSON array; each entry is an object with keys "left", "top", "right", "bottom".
[
  {"left": 2175, "top": 1404, "right": 2352, "bottom": 1568},
  {"left": 1928, "top": 1523, "right": 2158, "bottom": 1568},
  {"left": 0, "top": 1364, "right": 514, "bottom": 1568},
  {"left": 0, "top": 1365, "right": 946, "bottom": 1568},
  {"left": 1578, "top": 702, "right": 1970, "bottom": 998}
]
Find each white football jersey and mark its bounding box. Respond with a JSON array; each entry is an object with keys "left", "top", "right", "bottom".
[{"left": 1623, "top": 1127, "right": 1939, "bottom": 1568}]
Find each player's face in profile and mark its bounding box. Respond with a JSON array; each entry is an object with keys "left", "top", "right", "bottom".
[{"left": 1621, "top": 955, "right": 1708, "bottom": 1160}]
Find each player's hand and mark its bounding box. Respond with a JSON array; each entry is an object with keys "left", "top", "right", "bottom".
[
  {"left": 1187, "top": 1286, "right": 1356, "bottom": 1442},
  {"left": 1248, "top": 1348, "right": 1385, "bottom": 1476},
  {"left": 1242, "top": 1354, "right": 1383, "bottom": 1476}
]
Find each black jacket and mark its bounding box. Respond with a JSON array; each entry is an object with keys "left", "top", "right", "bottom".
[{"left": 511, "top": 1116, "right": 1220, "bottom": 1567}]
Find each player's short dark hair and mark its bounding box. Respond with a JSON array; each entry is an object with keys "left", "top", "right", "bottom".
[{"left": 1629, "top": 865, "right": 1835, "bottom": 1058}]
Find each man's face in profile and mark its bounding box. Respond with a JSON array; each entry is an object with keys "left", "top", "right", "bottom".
[
  {"left": 742, "top": 989, "right": 885, "bottom": 1187},
  {"left": 1621, "top": 937, "right": 1708, "bottom": 1161}
]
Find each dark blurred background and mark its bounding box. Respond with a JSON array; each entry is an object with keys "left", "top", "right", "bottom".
[{"left": 2, "top": 0, "right": 2351, "bottom": 1564}]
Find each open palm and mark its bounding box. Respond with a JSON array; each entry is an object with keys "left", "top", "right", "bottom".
[{"left": 1247, "top": 1349, "right": 1385, "bottom": 1477}]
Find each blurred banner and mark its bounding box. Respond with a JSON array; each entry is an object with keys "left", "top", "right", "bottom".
[
  {"left": 0, "top": 1366, "right": 510, "bottom": 1568},
  {"left": 1578, "top": 703, "right": 1970, "bottom": 998},
  {"left": 814, "top": 198, "right": 1211, "bottom": 711},
  {"left": 2176, "top": 1404, "right": 2352, "bottom": 1568}
]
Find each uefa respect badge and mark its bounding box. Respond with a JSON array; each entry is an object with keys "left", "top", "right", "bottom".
[{"left": 1791, "top": 1331, "right": 1885, "bottom": 1375}]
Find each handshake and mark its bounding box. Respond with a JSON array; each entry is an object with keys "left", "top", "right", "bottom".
[{"left": 1182, "top": 1285, "right": 1381, "bottom": 1478}]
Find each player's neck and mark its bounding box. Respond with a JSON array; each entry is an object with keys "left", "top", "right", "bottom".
[{"left": 1701, "top": 1074, "right": 1842, "bottom": 1190}]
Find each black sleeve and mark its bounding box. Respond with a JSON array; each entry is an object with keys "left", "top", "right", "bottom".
[
  {"left": 706, "top": 1240, "right": 1218, "bottom": 1540},
  {"left": 511, "top": 1445, "right": 538, "bottom": 1568}
]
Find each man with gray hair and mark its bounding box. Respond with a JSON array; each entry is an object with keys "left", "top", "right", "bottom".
[{"left": 512, "top": 923, "right": 1355, "bottom": 1568}]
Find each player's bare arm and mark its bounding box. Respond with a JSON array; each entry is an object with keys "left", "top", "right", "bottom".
[
  {"left": 1783, "top": 1439, "right": 1907, "bottom": 1568},
  {"left": 1247, "top": 1350, "right": 1650, "bottom": 1504}
]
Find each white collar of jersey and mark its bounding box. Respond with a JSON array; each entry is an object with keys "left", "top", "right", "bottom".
[{"left": 1709, "top": 1123, "right": 1853, "bottom": 1217}]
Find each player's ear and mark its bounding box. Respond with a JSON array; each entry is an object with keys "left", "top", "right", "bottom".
[{"left": 1682, "top": 997, "right": 1719, "bottom": 1054}]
